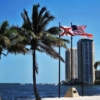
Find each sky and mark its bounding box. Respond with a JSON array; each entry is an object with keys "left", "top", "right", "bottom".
[{"left": 0, "top": 0, "right": 100, "bottom": 84}]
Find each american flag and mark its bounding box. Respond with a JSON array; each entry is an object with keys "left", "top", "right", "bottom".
[{"left": 71, "top": 25, "right": 86, "bottom": 35}]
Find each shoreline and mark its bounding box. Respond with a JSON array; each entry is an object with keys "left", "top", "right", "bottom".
[
  {"left": 29, "top": 96, "right": 100, "bottom": 100},
  {"left": 1, "top": 95, "right": 100, "bottom": 100}
]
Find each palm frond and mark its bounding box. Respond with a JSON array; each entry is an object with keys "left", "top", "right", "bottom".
[
  {"left": 0, "top": 34, "right": 10, "bottom": 47},
  {"left": 38, "top": 11, "right": 53, "bottom": 33},
  {"left": 21, "top": 9, "right": 31, "bottom": 30},
  {"left": 41, "top": 11, "right": 54, "bottom": 22},
  {"left": 15, "top": 27, "right": 40, "bottom": 46},
  {"left": 32, "top": 4, "right": 40, "bottom": 33},
  {"left": 38, "top": 43, "right": 65, "bottom": 62},
  {"left": 41, "top": 32, "right": 69, "bottom": 49},
  {"left": 5, "top": 27, "right": 18, "bottom": 40},
  {"left": 38, "top": 6, "right": 46, "bottom": 19},
  {"left": 0, "top": 21, "right": 9, "bottom": 34},
  {"left": 28, "top": 30, "right": 39, "bottom": 39},
  {"left": 47, "top": 26, "right": 60, "bottom": 35},
  {"left": 8, "top": 44, "right": 29, "bottom": 54},
  {"left": 58, "top": 38, "right": 70, "bottom": 43},
  {"left": 42, "top": 15, "right": 55, "bottom": 30}
]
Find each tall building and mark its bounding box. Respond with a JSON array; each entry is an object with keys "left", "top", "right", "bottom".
[
  {"left": 65, "top": 48, "right": 78, "bottom": 81},
  {"left": 77, "top": 39, "right": 95, "bottom": 84}
]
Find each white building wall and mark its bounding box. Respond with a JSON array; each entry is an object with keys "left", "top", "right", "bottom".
[{"left": 65, "top": 48, "right": 78, "bottom": 81}]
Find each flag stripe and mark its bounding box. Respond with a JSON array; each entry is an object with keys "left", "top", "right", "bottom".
[
  {"left": 81, "top": 33, "right": 93, "bottom": 39},
  {"left": 60, "top": 25, "right": 87, "bottom": 37},
  {"left": 71, "top": 25, "right": 86, "bottom": 36}
]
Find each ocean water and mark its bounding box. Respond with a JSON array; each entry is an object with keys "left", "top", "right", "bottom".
[{"left": 0, "top": 84, "right": 100, "bottom": 100}]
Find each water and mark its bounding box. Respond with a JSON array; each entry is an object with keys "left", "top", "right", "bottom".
[{"left": 0, "top": 83, "right": 100, "bottom": 100}]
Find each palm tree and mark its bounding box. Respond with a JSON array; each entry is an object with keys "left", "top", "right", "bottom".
[
  {"left": 94, "top": 61, "right": 100, "bottom": 70},
  {"left": 0, "top": 20, "right": 28, "bottom": 59},
  {"left": 15, "top": 4, "right": 70, "bottom": 100},
  {"left": 0, "top": 21, "right": 10, "bottom": 59}
]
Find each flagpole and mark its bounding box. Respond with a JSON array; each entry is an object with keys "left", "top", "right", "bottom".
[
  {"left": 58, "top": 22, "right": 61, "bottom": 98},
  {"left": 71, "top": 22, "right": 73, "bottom": 87}
]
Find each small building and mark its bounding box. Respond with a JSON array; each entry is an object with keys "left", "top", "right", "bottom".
[{"left": 95, "top": 70, "right": 100, "bottom": 80}]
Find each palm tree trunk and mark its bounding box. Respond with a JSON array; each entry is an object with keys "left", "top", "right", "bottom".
[{"left": 33, "top": 49, "right": 41, "bottom": 100}]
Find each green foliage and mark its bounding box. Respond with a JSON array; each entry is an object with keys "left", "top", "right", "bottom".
[
  {"left": 94, "top": 61, "right": 100, "bottom": 70},
  {"left": 16, "top": 4, "right": 69, "bottom": 61},
  {"left": 0, "top": 21, "right": 29, "bottom": 59},
  {"left": 13, "top": 3, "right": 70, "bottom": 75}
]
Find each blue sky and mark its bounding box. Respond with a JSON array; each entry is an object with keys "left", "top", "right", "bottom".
[{"left": 0, "top": 0, "right": 100, "bottom": 84}]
